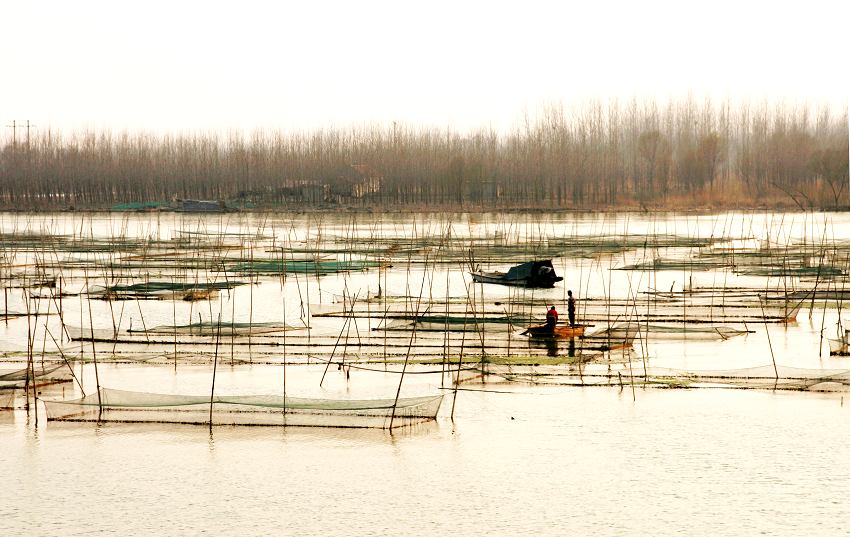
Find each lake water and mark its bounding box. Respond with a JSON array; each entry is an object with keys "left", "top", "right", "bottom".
[{"left": 2, "top": 211, "right": 850, "bottom": 535}]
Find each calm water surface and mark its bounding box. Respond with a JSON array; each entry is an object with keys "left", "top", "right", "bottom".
[
  {"left": 2, "top": 211, "right": 850, "bottom": 535},
  {"left": 3, "top": 386, "right": 849, "bottom": 536}
]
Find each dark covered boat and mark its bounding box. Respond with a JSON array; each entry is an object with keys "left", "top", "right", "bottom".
[{"left": 470, "top": 260, "right": 563, "bottom": 288}]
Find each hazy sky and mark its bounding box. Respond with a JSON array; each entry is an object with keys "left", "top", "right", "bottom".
[{"left": 2, "top": 0, "right": 846, "bottom": 134}]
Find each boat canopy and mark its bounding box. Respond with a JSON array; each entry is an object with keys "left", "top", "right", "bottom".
[{"left": 505, "top": 260, "right": 556, "bottom": 281}]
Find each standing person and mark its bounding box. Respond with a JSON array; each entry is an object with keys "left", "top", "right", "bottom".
[
  {"left": 567, "top": 290, "right": 576, "bottom": 327},
  {"left": 546, "top": 305, "right": 558, "bottom": 331}
]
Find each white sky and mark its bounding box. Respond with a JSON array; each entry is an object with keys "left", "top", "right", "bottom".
[{"left": 1, "top": 0, "right": 847, "bottom": 135}]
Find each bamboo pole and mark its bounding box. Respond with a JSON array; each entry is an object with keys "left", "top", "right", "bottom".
[
  {"left": 209, "top": 312, "right": 223, "bottom": 428},
  {"left": 390, "top": 252, "right": 429, "bottom": 429}
]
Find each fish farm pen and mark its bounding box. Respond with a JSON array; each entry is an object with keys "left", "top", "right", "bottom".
[{"left": 3, "top": 210, "right": 850, "bottom": 428}]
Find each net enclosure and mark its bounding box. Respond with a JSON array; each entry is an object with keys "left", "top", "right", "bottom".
[
  {"left": 43, "top": 388, "right": 444, "bottom": 428},
  {"left": 490, "top": 364, "right": 850, "bottom": 392},
  {"left": 0, "top": 363, "right": 72, "bottom": 390}
]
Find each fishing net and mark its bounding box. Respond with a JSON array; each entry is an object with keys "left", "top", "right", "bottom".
[
  {"left": 586, "top": 322, "right": 751, "bottom": 341},
  {"left": 64, "top": 326, "right": 125, "bottom": 342},
  {"left": 617, "top": 258, "right": 727, "bottom": 271},
  {"left": 580, "top": 323, "right": 639, "bottom": 349},
  {"left": 131, "top": 322, "right": 300, "bottom": 336},
  {"left": 43, "top": 388, "right": 444, "bottom": 428},
  {"left": 587, "top": 302, "right": 803, "bottom": 323},
  {"left": 379, "top": 319, "right": 514, "bottom": 333},
  {"left": 230, "top": 259, "right": 382, "bottom": 275},
  {"left": 637, "top": 365, "right": 850, "bottom": 390},
  {"left": 486, "top": 363, "right": 850, "bottom": 392},
  {"left": 0, "top": 389, "right": 14, "bottom": 408},
  {"left": 0, "top": 363, "right": 72, "bottom": 389},
  {"left": 67, "top": 322, "right": 303, "bottom": 346}
]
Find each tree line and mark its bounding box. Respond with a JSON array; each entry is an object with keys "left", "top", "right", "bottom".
[{"left": 1, "top": 99, "right": 847, "bottom": 210}]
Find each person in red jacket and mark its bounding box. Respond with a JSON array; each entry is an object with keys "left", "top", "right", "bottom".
[{"left": 545, "top": 305, "right": 558, "bottom": 331}]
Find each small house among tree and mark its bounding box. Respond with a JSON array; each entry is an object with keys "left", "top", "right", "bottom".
[{"left": 349, "top": 164, "right": 383, "bottom": 198}]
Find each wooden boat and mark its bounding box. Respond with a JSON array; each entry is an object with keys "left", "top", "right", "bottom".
[
  {"left": 522, "top": 323, "right": 587, "bottom": 338},
  {"left": 470, "top": 260, "right": 563, "bottom": 288}
]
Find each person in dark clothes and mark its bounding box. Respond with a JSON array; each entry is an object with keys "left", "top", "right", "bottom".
[{"left": 567, "top": 290, "right": 576, "bottom": 327}]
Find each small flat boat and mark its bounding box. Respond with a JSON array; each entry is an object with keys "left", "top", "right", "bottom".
[
  {"left": 522, "top": 323, "right": 587, "bottom": 338},
  {"left": 828, "top": 329, "right": 850, "bottom": 355},
  {"left": 470, "top": 260, "right": 563, "bottom": 288}
]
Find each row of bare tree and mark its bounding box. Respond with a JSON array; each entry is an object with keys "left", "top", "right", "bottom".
[{"left": 1, "top": 99, "right": 847, "bottom": 209}]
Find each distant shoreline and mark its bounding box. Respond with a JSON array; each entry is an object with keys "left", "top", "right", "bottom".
[
  {"left": 1, "top": 202, "right": 849, "bottom": 215},
  {"left": 2, "top": 99, "right": 846, "bottom": 213}
]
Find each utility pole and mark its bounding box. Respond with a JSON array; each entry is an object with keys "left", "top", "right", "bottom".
[
  {"left": 6, "top": 120, "right": 17, "bottom": 148},
  {"left": 25, "top": 120, "right": 35, "bottom": 150}
]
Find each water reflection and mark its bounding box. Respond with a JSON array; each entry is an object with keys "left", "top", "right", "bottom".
[
  {"left": 524, "top": 336, "right": 581, "bottom": 360},
  {"left": 526, "top": 337, "right": 559, "bottom": 359}
]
